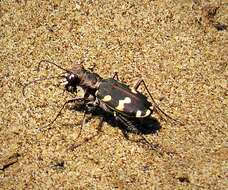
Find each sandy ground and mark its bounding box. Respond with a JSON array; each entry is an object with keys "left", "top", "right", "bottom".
[{"left": 0, "top": 0, "right": 227, "bottom": 189}]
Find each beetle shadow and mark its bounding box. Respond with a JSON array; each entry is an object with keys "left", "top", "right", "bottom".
[
  {"left": 67, "top": 104, "right": 163, "bottom": 153},
  {"left": 70, "top": 105, "right": 161, "bottom": 135}
]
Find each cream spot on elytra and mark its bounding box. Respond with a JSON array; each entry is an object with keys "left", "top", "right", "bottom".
[
  {"left": 136, "top": 110, "right": 142, "bottom": 117},
  {"left": 102, "top": 95, "right": 112, "bottom": 102},
  {"left": 130, "top": 88, "right": 138, "bottom": 94},
  {"left": 116, "top": 97, "right": 131, "bottom": 111}
]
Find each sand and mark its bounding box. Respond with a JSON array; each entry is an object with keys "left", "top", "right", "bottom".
[{"left": 0, "top": 0, "right": 227, "bottom": 189}]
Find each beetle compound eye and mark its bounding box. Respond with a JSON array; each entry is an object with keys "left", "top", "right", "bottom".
[{"left": 67, "top": 74, "right": 80, "bottom": 84}]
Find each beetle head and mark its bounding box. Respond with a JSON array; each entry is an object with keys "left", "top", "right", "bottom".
[{"left": 63, "top": 63, "right": 86, "bottom": 93}]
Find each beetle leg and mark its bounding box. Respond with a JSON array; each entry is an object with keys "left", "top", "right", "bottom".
[
  {"left": 39, "top": 97, "right": 87, "bottom": 131},
  {"left": 76, "top": 110, "right": 87, "bottom": 139},
  {"left": 98, "top": 101, "right": 139, "bottom": 135},
  {"left": 77, "top": 98, "right": 105, "bottom": 137},
  {"left": 112, "top": 72, "right": 119, "bottom": 80},
  {"left": 133, "top": 79, "right": 143, "bottom": 91},
  {"left": 134, "top": 79, "right": 179, "bottom": 124},
  {"left": 119, "top": 126, "right": 129, "bottom": 139},
  {"left": 116, "top": 115, "right": 162, "bottom": 153},
  {"left": 97, "top": 116, "right": 104, "bottom": 132},
  {"left": 74, "top": 103, "right": 104, "bottom": 148},
  {"left": 115, "top": 114, "right": 140, "bottom": 135}
]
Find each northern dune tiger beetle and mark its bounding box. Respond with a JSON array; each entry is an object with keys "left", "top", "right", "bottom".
[{"left": 23, "top": 60, "right": 177, "bottom": 135}]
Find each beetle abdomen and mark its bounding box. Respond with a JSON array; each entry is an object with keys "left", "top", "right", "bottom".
[{"left": 96, "top": 78, "right": 152, "bottom": 118}]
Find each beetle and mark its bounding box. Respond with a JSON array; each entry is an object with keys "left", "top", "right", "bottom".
[{"left": 23, "top": 60, "right": 176, "bottom": 135}]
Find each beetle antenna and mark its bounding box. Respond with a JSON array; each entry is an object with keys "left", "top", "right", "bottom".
[
  {"left": 38, "top": 60, "right": 72, "bottom": 73},
  {"left": 22, "top": 75, "right": 65, "bottom": 96}
]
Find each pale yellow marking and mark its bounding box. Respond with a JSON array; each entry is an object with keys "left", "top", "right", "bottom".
[
  {"left": 102, "top": 95, "right": 112, "bottom": 102},
  {"left": 130, "top": 88, "right": 138, "bottom": 94},
  {"left": 76, "top": 86, "right": 86, "bottom": 97},
  {"left": 136, "top": 109, "right": 151, "bottom": 118},
  {"left": 116, "top": 97, "right": 131, "bottom": 111},
  {"left": 136, "top": 110, "right": 142, "bottom": 118},
  {"left": 145, "top": 109, "right": 151, "bottom": 117}
]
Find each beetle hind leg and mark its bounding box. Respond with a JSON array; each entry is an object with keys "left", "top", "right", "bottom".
[
  {"left": 115, "top": 114, "right": 141, "bottom": 135},
  {"left": 133, "top": 79, "right": 179, "bottom": 124},
  {"left": 133, "top": 79, "right": 143, "bottom": 91}
]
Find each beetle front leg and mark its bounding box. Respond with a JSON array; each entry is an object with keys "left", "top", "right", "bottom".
[{"left": 39, "top": 97, "right": 88, "bottom": 131}]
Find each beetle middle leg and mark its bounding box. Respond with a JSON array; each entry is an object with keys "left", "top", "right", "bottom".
[
  {"left": 112, "top": 72, "right": 119, "bottom": 80},
  {"left": 69, "top": 101, "right": 105, "bottom": 150},
  {"left": 75, "top": 100, "right": 99, "bottom": 138}
]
